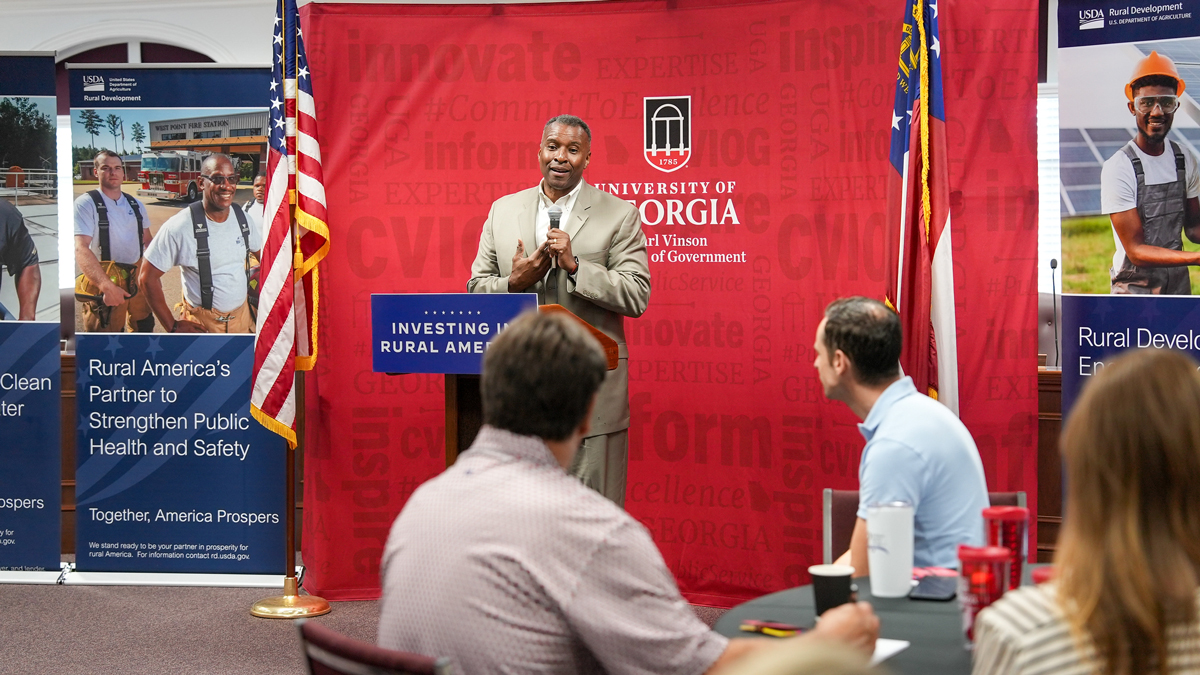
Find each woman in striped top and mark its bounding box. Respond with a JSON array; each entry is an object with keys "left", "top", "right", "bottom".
[{"left": 972, "top": 348, "right": 1200, "bottom": 675}]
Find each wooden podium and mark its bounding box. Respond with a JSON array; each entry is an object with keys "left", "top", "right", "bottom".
[{"left": 443, "top": 304, "right": 618, "bottom": 466}]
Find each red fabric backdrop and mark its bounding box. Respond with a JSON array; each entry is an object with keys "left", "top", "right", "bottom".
[{"left": 300, "top": 0, "right": 1039, "bottom": 604}]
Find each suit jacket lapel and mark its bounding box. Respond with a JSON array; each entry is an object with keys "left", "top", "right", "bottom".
[
  {"left": 566, "top": 182, "right": 593, "bottom": 239},
  {"left": 518, "top": 187, "right": 538, "bottom": 256}
]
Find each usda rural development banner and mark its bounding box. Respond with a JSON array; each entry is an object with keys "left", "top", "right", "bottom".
[
  {"left": 0, "top": 53, "right": 61, "bottom": 573},
  {"left": 0, "top": 322, "right": 60, "bottom": 572},
  {"left": 69, "top": 66, "right": 285, "bottom": 574},
  {"left": 1058, "top": 0, "right": 1200, "bottom": 413},
  {"left": 1062, "top": 294, "right": 1200, "bottom": 411},
  {"left": 302, "top": 0, "right": 1040, "bottom": 604}
]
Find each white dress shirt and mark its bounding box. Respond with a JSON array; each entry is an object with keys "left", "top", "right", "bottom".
[{"left": 534, "top": 179, "right": 584, "bottom": 249}]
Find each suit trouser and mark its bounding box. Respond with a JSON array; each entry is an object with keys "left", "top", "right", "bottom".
[{"left": 568, "top": 429, "right": 628, "bottom": 508}]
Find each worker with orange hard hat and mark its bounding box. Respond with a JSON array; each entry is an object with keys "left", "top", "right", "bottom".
[
  {"left": 1124, "top": 50, "right": 1186, "bottom": 101},
  {"left": 1100, "top": 50, "right": 1200, "bottom": 295}
]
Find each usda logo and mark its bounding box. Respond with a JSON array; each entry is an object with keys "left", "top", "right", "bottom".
[
  {"left": 82, "top": 75, "right": 105, "bottom": 92},
  {"left": 1080, "top": 8, "right": 1104, "bottom": 30}
]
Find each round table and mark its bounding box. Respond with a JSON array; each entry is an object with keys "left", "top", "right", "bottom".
[{"left": 713, "top": 577, "right": 972, "bottom": 675}]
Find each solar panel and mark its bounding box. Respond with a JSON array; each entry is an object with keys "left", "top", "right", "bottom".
[
  {"left": 1061, "top": 166, "right": 1102, "bottom": 186},
  {"left": 1138, "top": 40, "right": 1200, "bottom": 61},
  {"left": 1179, "top": 66, "right": 1200, "bottom": 90},
  {"left": 1086, "top": 128, "right": 1133, "bottom": 142},
  {"left": 1060, "top": 128, "right": 1085, "bottom": 143},
  {"left": 1093, "top": 143, "right": 1128, "bottom": 160},
  {"left": 1135, "top": 42, "right": 1200, "bottom": 96},
  {"left": 1055, "top": 128, "right": 1183, "bottom": 215},
  {"left": 1065, "top": 188, "right": 1102, "bottom": 214},
  {"left": 1060, "top": 145, "right": 1099, "bottom": 163}
]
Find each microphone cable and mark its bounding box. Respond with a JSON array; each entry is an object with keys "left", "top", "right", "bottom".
[{"left": 1050, "top": 258, "right": 1059, "bottom": 368}]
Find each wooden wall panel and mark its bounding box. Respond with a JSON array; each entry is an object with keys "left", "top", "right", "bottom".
[
  {"left": 61, "top": 354, "right": 75, "bottom": 554},
  {"left": 1037, "top": 368, "right": 1062, "bottom": 562}
]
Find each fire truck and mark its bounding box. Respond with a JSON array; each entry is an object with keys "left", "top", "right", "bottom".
[{"left": 137, "top": 150, "right": 205, "bottom": 202}]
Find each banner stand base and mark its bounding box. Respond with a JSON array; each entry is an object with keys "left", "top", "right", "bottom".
[
  {"left": 0, "top": 562, "right": 68, "bottom": 585},
  {"left": 250, "top": 576, "right": 331, "bottom": 619},
  {"left": 58, "top": 564, "right": 302, "bottom": 588}
]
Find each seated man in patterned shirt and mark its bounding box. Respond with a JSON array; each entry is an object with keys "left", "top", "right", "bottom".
[{"left": 377, "top": 311, "right": 879, "bottom": 675}]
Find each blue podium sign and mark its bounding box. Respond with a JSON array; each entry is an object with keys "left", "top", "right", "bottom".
[
  {"left": 0, "top": 322, "right": 61, "bottom": 571},
  {"left": 1062, "top": 294, "right": 1200, "bottom": 415},
  {"left": 372, "top": 293, "right": 537, "bottom": 374},
  {"left": 75, "top": 335, "right": 285, "bottom": 574}
]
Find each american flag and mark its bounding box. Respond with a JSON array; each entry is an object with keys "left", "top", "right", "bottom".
[
  {"left": 252, "top": 0, "right": 330, "bottom": 447},
  {"left": 885, "top": 0, "right": 958, "bottom": 413}
]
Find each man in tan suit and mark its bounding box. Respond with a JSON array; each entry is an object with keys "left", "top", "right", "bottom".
[{"left": 468, "top": 115, "right": 650, "bottom": 507}]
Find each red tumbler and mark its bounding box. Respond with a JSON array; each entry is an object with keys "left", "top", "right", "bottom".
[
  {"left": 957, "top": 545, "right": 1011, "bottom": 645},
  {"left": 1031, "top": 566, "right": 1056, "bottom": 584},
  {"left": 983, "top": 506, "right": 1029, "bottom": 591}
]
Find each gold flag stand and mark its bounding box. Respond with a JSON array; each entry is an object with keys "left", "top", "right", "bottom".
[{"left": 252, "top": 374, "right": 331, "bottom": 618}]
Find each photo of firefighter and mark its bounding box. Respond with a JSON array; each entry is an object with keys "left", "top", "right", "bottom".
[
  {"left": 139, "top": 153, "right": 261, "bottom": 334},
  {"left": 0, "top": 95, "right": 58, "bottom": 322},
  {"left": 0, "top": 197, "right": 41, "bottom": 321},
  {"left": 70, "top": 107, "right": 265, "bottom": 332},
  {"left": 73, "top": 150, "right": 154, "bottom": 331}
]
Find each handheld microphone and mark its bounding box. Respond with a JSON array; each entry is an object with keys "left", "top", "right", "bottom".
[
  {"left": 547, "top": 205, "right": 563, "bottom": 274},
  {"left": 1050, "top": 258, "right": 1060, "bottom": 368}
]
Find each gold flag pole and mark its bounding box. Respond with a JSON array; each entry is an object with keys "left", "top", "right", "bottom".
[
  {"left": 251, "top": 201, "right": 330, "bottom": 619},
  {"left": 251, "top": 372, "right": 330, "bottom": 618}
]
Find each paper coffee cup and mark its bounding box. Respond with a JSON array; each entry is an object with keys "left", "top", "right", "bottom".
[{"left": 808, "top": 563, "right": 856, "bottom": 617}]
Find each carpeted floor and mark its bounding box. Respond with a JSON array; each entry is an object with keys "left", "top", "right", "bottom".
[
  {"left": 692, "top": 603, "right": 729, "bottom": 628},
  {"left": 0, "top": 580, "right": 727, "bottom": 674},
  {"left": 1, "top": 583, "right": 378, "bottom": 675}
]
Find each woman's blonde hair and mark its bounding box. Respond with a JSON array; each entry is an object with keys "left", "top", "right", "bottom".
[{"left": 1056, "top": 348, "right": 1200, "bottom": 675}]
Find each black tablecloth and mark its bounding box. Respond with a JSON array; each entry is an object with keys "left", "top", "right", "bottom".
[{"left": 713, "top": 577, "right": 972, "bottom": 675}]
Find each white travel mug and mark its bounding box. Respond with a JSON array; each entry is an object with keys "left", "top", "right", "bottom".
[{"left": 866, "top": 501, "right": 914, "bottom": 598}]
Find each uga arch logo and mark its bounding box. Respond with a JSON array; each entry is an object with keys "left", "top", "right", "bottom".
[{"left": 644, "top": 96, "right": 691, "bottom": 173}]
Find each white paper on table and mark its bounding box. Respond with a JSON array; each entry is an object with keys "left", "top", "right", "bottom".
[{"left": 870, "top": 638, "right": 910, "bottom": 665}]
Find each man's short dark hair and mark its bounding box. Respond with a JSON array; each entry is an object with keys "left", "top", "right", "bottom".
[
  {"left": 481, "top": 311, "right": 606, "bottom": 441},
  {"left": 1131, "top": 74, "right": 1180, "bottom": 98},
  {"left": 822, "top": 297, "right": 901, "bottom": 386},
  {"left": 544, "top": 115, "right": 591, "bottom": 143},
  {"left": 93, "top": 149, "right": 121, "bottom": 172}
]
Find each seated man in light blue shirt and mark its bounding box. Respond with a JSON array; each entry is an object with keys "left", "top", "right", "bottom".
[{"left": 814, "top": 297, "right": 989, "bottom": 574}]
